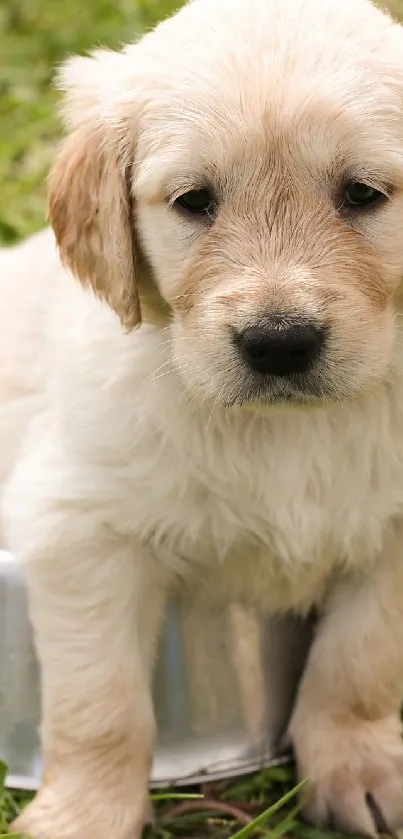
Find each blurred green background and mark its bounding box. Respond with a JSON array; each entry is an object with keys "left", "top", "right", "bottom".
[
  {"left": 1, "top": 0, "right": 403, "bottom": 246},
  {"left": 0, "top": 0, "right": 182, "bottom": 245}
]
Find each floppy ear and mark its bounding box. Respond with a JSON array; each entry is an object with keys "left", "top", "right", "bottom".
[{"left": 48, "top": 52, "right": 141, "bottom": 329}]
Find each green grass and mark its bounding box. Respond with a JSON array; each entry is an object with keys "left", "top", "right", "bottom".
[
  {"left": 2, "top": 0, "right": 403, "bottom": 835},
  {"left": 0, "top": 760, "right": 321, "bottom": 839},
  {"left": 0, "top": 757, "right": 363, "bottom": 839}
]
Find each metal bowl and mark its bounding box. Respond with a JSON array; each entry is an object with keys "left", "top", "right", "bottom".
[{"left": 0, "top": 550, "right": 312, "bottom": 790}]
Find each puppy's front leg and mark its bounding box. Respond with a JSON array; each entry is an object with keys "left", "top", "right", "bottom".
[
  {"left": 12, "top": 519, "right": 166, "bottom": 839},
  {"left": 290, "top": 526, "right": 403, "bottom": 836}
]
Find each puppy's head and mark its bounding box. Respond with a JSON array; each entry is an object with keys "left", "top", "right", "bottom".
[{"left": 49, "top": 0, "right": 403, "bottom": 407}]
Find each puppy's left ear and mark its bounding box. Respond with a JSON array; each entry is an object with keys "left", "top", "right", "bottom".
[{"left": 48, "top": 51, "right": 141, "bottom": 329}]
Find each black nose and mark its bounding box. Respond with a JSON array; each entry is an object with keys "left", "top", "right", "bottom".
[{"left": 237, "top": 322, "right": 325, "bottom": 376}]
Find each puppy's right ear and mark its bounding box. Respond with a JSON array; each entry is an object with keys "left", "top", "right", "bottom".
[{"left": 48, "top": 52, "right": 141, "bottom": 329}]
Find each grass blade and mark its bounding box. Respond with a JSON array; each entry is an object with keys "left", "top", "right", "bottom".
[
  {"left": 228, "top": 781, "right": 307, "bottom": 839},
  {"left": 0, "top": 763, "right": 6, "bottom": 792}
]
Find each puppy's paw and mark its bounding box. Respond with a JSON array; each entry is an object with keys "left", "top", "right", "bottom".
[
  {"left": 291, "top": 711, "right": 403, "bottom": 835},
  {"left": 12, "top": 777, "right": 147, "bottom": 839}
]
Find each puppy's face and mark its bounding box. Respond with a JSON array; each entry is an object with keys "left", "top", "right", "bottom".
[{"left": 49, "top": 0, "right": 403, "bottom": 407}]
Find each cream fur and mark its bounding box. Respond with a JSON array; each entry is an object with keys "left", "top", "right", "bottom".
[{"left": 3, "top": 0, "right": 403, "bottom": 835}]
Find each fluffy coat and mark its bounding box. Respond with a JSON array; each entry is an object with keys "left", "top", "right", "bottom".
[{"left": 2, "top": 0, "right": 403, "bottom": 834}]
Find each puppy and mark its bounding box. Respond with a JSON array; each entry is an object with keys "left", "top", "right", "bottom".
[{"left": 2, "top": 0, "right": 403, "bottom": 835}]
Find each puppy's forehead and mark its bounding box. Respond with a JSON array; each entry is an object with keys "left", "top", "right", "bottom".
[{"left": 133, "top": 0, "right": 403, "bottom": 196}]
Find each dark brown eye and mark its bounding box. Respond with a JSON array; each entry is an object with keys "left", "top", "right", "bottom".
[
  {"left": 174, "top": 189, "right": 215, "bottom": 216},
  {"left": 342, "top": 181, "right": 385, "bottom": 209}
]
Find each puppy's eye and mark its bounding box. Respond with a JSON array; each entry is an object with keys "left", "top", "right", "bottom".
[
  {"left": 342, "top": 181, "right": 385, "bottom": 209},
  {"left": 174, "top": 189, "right": 215, "bottom": 216}
]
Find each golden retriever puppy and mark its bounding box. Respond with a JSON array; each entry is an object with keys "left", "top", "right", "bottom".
[{"left": 2, "top": 0, "right": 403, "bottom": 834}]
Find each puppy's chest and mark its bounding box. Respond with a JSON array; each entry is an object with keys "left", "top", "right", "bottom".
[{"left": 125, "top": 399, "right": 403, "bottom": 604}]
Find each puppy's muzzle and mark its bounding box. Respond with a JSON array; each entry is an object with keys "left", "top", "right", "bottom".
[{"left": 234, "top": 319, "right": 326, "bottom": 377}]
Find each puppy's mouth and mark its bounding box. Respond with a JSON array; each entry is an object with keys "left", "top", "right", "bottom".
[{"left": 224, "top": 377, "right": 335, "bottom": 410}]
